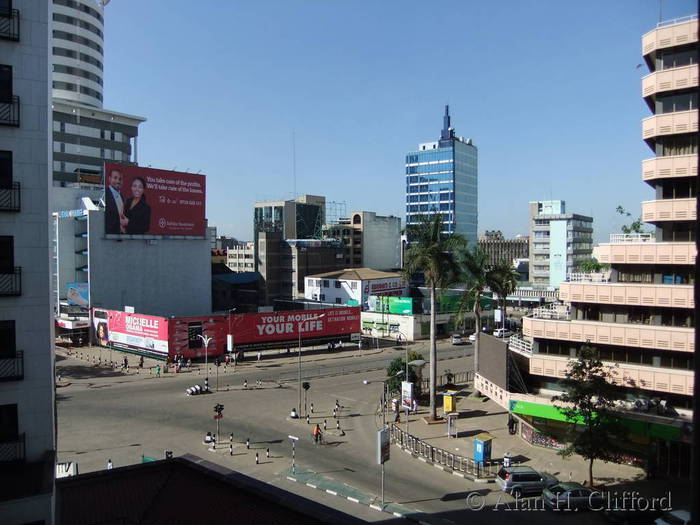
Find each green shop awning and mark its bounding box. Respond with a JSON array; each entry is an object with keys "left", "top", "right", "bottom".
[{"left": 509, "top": 400, "right": 681, "bottom": 441}]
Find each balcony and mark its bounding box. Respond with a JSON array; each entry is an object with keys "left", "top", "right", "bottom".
[
  {"left": 508, "top": 334, "right": 533, "bottom": 357},
  {"left": 0, "top": 95, "right": 20, "bottom": 127},
  {"left": 528, "top": 352, "right": 694, "bottom": 396},
  {"left": 642, "top": 198, "right": 696, "bottom": 222},
  {"left": 523, "top": 317, "right": 694, "bottom": 353},
  {"left": 608, "top": 233, "right": 655, "bottom": 243},
  {"left": 642, "top": 154, "right": 698, "bottom": 182},
  {"left": 0, "top": 181, "right": 20, "bottom": 211},
  {"left": 595, "top": 240, "right": 695, "bottom": 266},
  {"left": 559, "top": 282, "right": 694, "bottom": 308},
  {"left": 531, "top": 304, "right": 570, "bottom": 320},
  {"left": 0, "top": 8, "right": 20, "bottom": 41},
  {"left": 567, "top": 271, "right": 611, "bottom": 283},
  {"left": 642, "top": 16, "right": 698, "bottom": 56},
  {"left": 642, "top": 64, "right": 699, "bottom": 98},
  {"left": 0, "top": 350, "right": 23, "bottom": 381},
  {"left": 0, "top": 267, "right": 21, "bottom": 296},
  {"left": 0, "top": 433, "right": 25, "bottom": 463},
  {"left": 643, "top": 109, "right": 698, "bottom": 140}
]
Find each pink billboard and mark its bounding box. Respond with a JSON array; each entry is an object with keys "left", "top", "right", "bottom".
[
  {"left": 104, "top": 163, "right": 206, "bottom": 236},
  {"left": 92, "top": 308, "right": 169, "bottom": 355}
]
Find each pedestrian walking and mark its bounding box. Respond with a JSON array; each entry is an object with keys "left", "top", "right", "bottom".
[
  {"left": 412, "top": 398, "right": 418, "bottom": 414},
  {"left": 123, "top": 356, "right": 128, "bottom": 371},
  {"left": 139, "top": 356, "right": 144, "bottom": 369},
  {"left": 107, "top": 459, "right": 113, "bottom": 470},
  {"left": 155, "top": 364, "right": 161, "bottom": 378}
]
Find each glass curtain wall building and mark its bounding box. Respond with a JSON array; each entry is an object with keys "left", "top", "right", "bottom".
[{"left": 405, "top": 106, "right": 478, "bottom": 245}]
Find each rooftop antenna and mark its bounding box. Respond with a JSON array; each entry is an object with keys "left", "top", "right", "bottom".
[
  {"left": 292, "top": 129, "right": 297, "bottom": 199},
  {"left": 658, "top": 0, "right": 663, "bottom": 22}
]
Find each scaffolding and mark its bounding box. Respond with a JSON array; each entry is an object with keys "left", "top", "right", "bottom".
[{"left": 325, "top": 200, "right": 348, "bottom": 225}]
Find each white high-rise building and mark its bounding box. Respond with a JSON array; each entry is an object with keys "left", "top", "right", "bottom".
[{"left": 1, "top": 1, "right": 56, "bottom": 522}]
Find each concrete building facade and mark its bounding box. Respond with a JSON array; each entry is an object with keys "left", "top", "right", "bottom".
[
  {"left": 253, "top": 194, "right": 325, "bottom": 241},
  {"left": 323, "top": 211, "right": 401, "bottom": 270},
  {"left": 502, "top": 16, "right": 698, "bottom": 478},
  {"left": 226, "top": 241, "right": 254, "bottom": 272},
  {"left": 405, "top": 106, "right": 478, "bottom": 244},
  {"left": 0, "top": 1, "right": 56, "bottom": 522},
  {"left": 478, "top": 230, "right": 529, "bottom": 266},
  {"left": 54, "top": 208, "right": 212, "bottom": 318},
  {"left": 527, "top": 200, "right": 593, "bottom": 287}
]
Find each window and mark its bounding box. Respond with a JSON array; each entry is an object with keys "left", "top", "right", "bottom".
[
  {"left": 334, "top": 281, "right": 341, "bottom": 288},
  {"left": 335, "top": 298, "right": 342, "bottom": 304},
  {"left": 0, "top": 320, "right": 15, "bottom": 358},
  {"left": 320, "top": 294, "right": 325, "bottom": 301},
  {"left": 0, "top": 150, "right": 11, "bottom": 188},
  {"left": 323, "top": 280, "right": 329, "bottom": 288},
  {"left": 187, "top": 322, "right": 203, "bottom": 349},
  {"left": 350, "top": 281, "right": 357, "bottom": 289},
  {"left": 0, "top": 64, "right": 12, "bottom": 102},
  {"left": 0, "top": 404, "right": 18, "bottom": 440},
  {"left": 0, "top": 236, "right": 13, "bottom": 272}
]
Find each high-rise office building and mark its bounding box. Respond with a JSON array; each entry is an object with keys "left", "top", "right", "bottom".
[
  {"left": 51, "top": 0, "right": 145, "bottom": 200},
  {"left": 528, "top": 200, "right": 593, "bottom": 288},
  {"left": 508, "top": 15, "right": 697, "bottom": 479},
  {"left": 1, "top": 1, "right": 56, "bottom": 521},
  {"left": 405, "top": 106, "right": 477, "bottom": 244},
  {"left": 478, "top": 230, "right": 529, "bottom": 266}
]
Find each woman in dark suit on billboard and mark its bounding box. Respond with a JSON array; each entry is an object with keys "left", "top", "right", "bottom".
[{"left": 124, "top": 177, "right": 151, "bottom": 234}]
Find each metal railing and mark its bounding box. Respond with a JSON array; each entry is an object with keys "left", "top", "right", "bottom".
[
  {"left": 609, "top": 233, "right": 654, "bottom": 243},
  {"left": 656, "top": 14, "right": 697, "bottom": 28},
  {"left": 0, "top": 267, "right": 22, "bottom": 296},
  {"left": 390, "top": 424, "right": 497, "bottom": 479},
  {"left": 0, "top": 181, "right": 20, "bottom": 211},
  {"left": 0, "top": 8, "right": 20, "bottom": 41},
  {"left": 508, "top": 335, "right": 533, "bottom": 356},
  {"left": 0, "top": 95, "right": 20, "bottom": 127},
  {"left": 567, "top": 271, "right": 611, "bottom": 283},
  {"left": 0, "top": 350, "right": 23, "bottom": 381},
  {"left": 531, "top": 305, "right": 570, "bottom": 320},
  {"left": 419, "top": 370, "right": 473, "bottom": 392},
  {"left": 0, "top": 433, "right": 25, "bottom": 463}
]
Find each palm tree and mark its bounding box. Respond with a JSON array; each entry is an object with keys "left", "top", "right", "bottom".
[
  {"left": 458, "top": 247, "right": 491, "bottom": 394},
  {"left": 488, "top": 262, "right": 520, "bottom": 332},
  {"left": 402, "top": 214, "right": 466, "bottom": 420}
]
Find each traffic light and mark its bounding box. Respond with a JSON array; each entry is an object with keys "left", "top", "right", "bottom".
[
  {"left": 164, "top": 450, "right": 173, "bottom": 459},
  {"left": 214, "top": 403, "right": 224, "bottom": 415},
  {"left": 302, "top": 382, "right": 310, "bottom": 391}
]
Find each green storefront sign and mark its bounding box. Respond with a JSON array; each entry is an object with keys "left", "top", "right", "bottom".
[
  {"left": 509, "top": 400, "right": 681, "bottom": 441},
  {"left": 367, "top": 296, "right": 414, "bottom": 315}
]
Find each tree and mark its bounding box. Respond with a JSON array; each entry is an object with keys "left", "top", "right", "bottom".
[
  {"left": 552, "top": 343, "right": 627, "bottom": 486},
  {"left": 457, "top": 247, "right": 492, "bottom": 395},
  {"left": 386, "top": 350, "right": 425, "bottom": 394},
  {"left": 578, "top": 258, "right": 610, "bottom": 273},
  {"left": 402, "top": 214, "right": 466, "bottom": 420},
  {"left": 488, "top": 262, "right": 520, "bottom": 331},
  {"left": 616, "top": 205, "right": 646, "bottom": 234}
]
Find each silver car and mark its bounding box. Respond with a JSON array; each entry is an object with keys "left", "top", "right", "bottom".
[
  {"left": 495, "top": 466, "right": 558, "bottom": 498},
  {"left": 542, "top": 482, "right": 604, "bottom": 511}
]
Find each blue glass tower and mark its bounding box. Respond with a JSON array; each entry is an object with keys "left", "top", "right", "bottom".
[{"left": 405, "top": 106, "right": 478, "bottom": 245}]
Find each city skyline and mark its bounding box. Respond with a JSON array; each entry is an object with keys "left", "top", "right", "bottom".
[{"left": 100, "top": 1, "right": 695, "bottom": 243}]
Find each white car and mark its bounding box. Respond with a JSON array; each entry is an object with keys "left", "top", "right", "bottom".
[
  {"left": 451, "top": 334, "right": 463, "bottom": 345},
  {"left": 493, "top": 328, "right": 512, "bottom": 338},
  {"left": 655, "top": 509, "right": 690, "bottom": 525},
  {"left": 468, "top": 333, "right": 476, "bottom": 342}
]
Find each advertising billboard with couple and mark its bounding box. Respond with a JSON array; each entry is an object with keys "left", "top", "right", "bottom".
[{"left": 104, "top": 163, "right": 206, "bottom": 237}]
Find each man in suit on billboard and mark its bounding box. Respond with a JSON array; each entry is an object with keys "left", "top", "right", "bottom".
[{"left": 105, "top": 167, "right": 125, "bottom": 234}]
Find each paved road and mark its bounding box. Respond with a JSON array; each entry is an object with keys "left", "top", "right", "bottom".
[{"left": 56, "top": 348, "right": 609, "bottom": 524}]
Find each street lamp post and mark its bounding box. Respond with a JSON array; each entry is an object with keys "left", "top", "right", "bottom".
[
  {"left": 363, "top": 370, "right": 403, "bottom": 508},
  {"left": 298, "top": 314, "right": 325, "bottom": 415},
  {"left": 197, "top": 334, "right": 213, "bottom": 391}
]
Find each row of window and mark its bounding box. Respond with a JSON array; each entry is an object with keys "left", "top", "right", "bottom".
[
  {"left": 54, "top": 0, "right": 104, "bottom": 23},
  {"left": 406, "top": 203, "right": 452, "bottom": 213},
  {"left": 53, "top": 29, "right": 102, "bottom": 54},
  {"left": 406, "top": 173, "right": 454, "bottom": 185},
  {"left": 52, "top": 81, "right": 102, "bottom": 102},
  {"left": 573, "top": 304, "right": 693, "bottom": 328},
  {"left": 54, "top": 121, "right": 129, "bottom": 143},
  {"left": 53, "top": 46, "right": 103, "bottom": 71},
  {"left": 654, "top": 133, "right": 697, "bottom": 156},
  {"left": 406, "top": 149, "right": 453, "bottom": 164},
  {"left": 654, "top": 44, "right": 697, "bottom": 72},
  {"left": 53, "top": 63, "right": 102, "bottom": 86},
  {"left": 53, "top": 12, "right": 103, "bottom": 38},
  {"left": 407, "top": 192, "right": 454, "bottom": 203},
  {"left": 655, "top": 90, "right": 698, "bottom": 114},
  {"left": 405, "top": 162, "right": 453, "bottom": 175}
]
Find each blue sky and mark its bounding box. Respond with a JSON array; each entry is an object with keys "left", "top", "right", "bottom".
[{"left": 103, "top": 0, "right": 696, "bottom": 243}]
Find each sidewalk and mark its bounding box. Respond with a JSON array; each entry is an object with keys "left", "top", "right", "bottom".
[{"left": 393, "top": 384, "right": 647, "bottom": 488}]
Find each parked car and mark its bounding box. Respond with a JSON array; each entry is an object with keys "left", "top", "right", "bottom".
[
  {"left": 493, "top": 328, "right": 512, "bottom": 338},
  {"left": 603, "top": 506, "right": 663, "bottom": 524},
  {"left": 654, "top": 509, "right": 690, "bottom": 525},
  {"left": 468, "top": 333, "right": 476, "bottom": 342},
  {"left": 451, "top": 334, "right": 463, "bottom": 345},
  {"left": 542, "top": 482, "right": 604, "bottom": 511},
  {"left": 495, "top": 466, "right": 558, "bottom": 498}
]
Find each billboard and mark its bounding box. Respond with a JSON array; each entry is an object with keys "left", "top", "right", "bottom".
[
  {"left": 366, "top": 296, "right": 413, "bottom": 315},
  {"left": 229, "top": 307, "right": 361, "bottom": 346},
  {"left": 92, "top": 308, "right": 169, "bottom": 355},
  {"left": 103, "top": 163, "right": 206, "bottom": 237},
  {"left": 401, "top": 381, "right": 414, "bottom": 410},
  {"left": 66, "top": 282, "right": 89, "bottom": 306}
]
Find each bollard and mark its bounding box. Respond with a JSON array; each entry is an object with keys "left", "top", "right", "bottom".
[
  {"left": 230, "top": 433, "right": 233, "bottom": 443},
  {"left": 244, "top": 379, "right": 248, "bottom": 389},
  {"left": 266, "top": 448, "right": 269, "bottom": 459},
  {"left": 255, "top": 453, "right": 259, "bottom": 465},
  {"left": 333, "top": 409, "right": 336, "bottom": 419},
  {"left": 246, "top": 438, "right": 250, "bottom": 449},
  {"left": 229, "top": 443, "right": 233, "bottom": 456},
  {"left": 306, "top": 415, "right": 310, "bottom": 424},
  {"left": 323, "top": 420, "right": 327, "bottom": 431},
  {"left": 310, "top": 403, "right": 314, "bottom": 414},
  {"left": 336, "top": 420, "right": 340, "bottom": 430}
]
